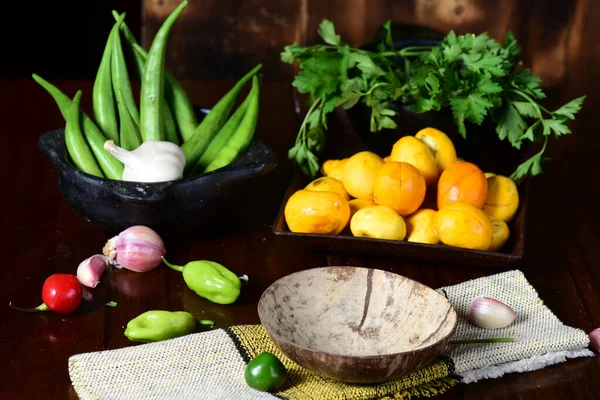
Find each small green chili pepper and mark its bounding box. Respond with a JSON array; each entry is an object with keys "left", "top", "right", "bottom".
[
  {"left": 245, "top": 352, "right": 287, "bottom": 392},
  {"left": 124, "top": 310, "right": 203, "bottom": 343},
  {"left": 162, "top": 258, "right": 243, "bottom": 305}
]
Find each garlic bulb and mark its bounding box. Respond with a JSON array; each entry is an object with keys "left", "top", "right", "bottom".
[
  {"left": 104, "top": 140, "right": 185, "bottom": 183},
  {"left": 468, "top": 296, "right": 516, "bottom": 329},
  {"left": 77, "top": 255, "right": 109, "bottom": 288},
  {"left": 103, "top": 225, "right": 165, "bottom": 272}
]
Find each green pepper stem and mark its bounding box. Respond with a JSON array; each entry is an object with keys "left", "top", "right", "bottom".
[
  {"left": 449, "top": 338, "right": 514, "bottom": 344},
  {"left": 9, "top": 302, "right": 49, "bottom": 313},
  {"left": 162, "top": 257, "right": 184, "bottom": 272}
]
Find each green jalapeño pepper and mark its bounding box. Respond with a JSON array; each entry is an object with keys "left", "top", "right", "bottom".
[
  {"left": 162, "top": 258, "right": 243, "bottom": 305},
  {"left": 124, "top": 310, "right": 198, "bottom": 343}
]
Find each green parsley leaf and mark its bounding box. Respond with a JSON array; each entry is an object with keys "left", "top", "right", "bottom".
[
  {"left": 542, "top": 119, "right": 571, "bottom": 136},
  {"left": 496, "top": 103, "right": 527, "bottom": 148},
  {"left": 513, "top": 69, "right": 546, "bottom": 99},
  {"left": 293, "top": 54, "right": 342, "bottom": 98},
  {"left": 383, "top": 20, "right": 394, "bottom": 50},
  {"left": 510, "top": 138, "right": 548, "bottom": 180},
  {"left": 425, "top": 74, "right": 441, "bottom": 94},
  {"left": 503, "top": 31, "right": 521, "bottom": 61},
  {"left": 477, "top": 78, "right": 503, "bottom": 94},
  {"left": 462, "top": 52, "right": 505, "bottom": 76},
  {"left": 553, "top": 96, "right": 586, "bottom": 120},
  {"left": 511, "top": 101, "right": 539, "bottom": 118},
  {"left": 450, "top": 91, "right": 494, "bottom": 125},
  {"left": 520, "top": 121, "right": 539, "bottom": 142},
  {"left": 317, "top": 20, "right": 341, "bottom": 45},
  {"left": 350, "top": 53, "right": 386, "bottom": 78},
  {"left": 281, "top": 45, "right": 297, "bottom": 63},
  {"left": 105, "top": 301, "right": 117, "bottom": 307}
]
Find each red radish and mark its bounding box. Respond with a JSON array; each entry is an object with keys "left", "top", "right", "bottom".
[{"left": 9, "top": 273, "right": 83, "bottom": 314}]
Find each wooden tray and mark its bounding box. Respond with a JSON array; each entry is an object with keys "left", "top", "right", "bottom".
[{"left": 272, "top": 108, "right": 528, "bottom": 268}]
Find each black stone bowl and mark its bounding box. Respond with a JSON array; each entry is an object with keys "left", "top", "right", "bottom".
[{"left": 38, "top": 108, "right": 277, "bottom": 235}]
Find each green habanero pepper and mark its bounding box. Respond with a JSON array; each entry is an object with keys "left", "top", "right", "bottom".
[
  {"left": 162, "top": 258, "right": 244, "bottom": 305},
  {"left": 245, "top": 352, "right": 288, "bottom": 392},
  {"left": 124, "top": 310, "right": 202, "bottom": 343}
]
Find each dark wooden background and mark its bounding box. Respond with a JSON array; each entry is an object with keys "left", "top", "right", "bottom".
[{"left": 4, "top": 0, "right": 597, "bottom": 91}]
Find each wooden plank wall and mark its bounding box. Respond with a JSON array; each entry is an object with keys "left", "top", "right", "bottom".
[{"left": 142, "top": 0, "right": 597, "bottom": 90}]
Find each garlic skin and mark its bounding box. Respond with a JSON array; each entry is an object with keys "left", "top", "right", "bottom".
[
  {"left": 103, "top": 225, "right": 165, "bottom": 272},
  {"left": 589, "top": 328, "right": 600, "bottom": 352},
  {"left": 468, "top": 296, "right": 516, "bottom": 329},
  {"left": 104, "top": 140, "right": 186, "bottom": 183},
  {"left": 77, "top": 255, "right": 109, "bottom": 288}
]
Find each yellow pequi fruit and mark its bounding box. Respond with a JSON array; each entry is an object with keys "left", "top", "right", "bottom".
[
  {"left": 434, "top": 202, "right": 493, "bottom": 250},
  {"left": 348, "top": 198, "right": 376, "bottom": 220},
  {"left": 305, "top": 176, "right": 350, "bottom": 201},
  {"left": 406, "top": 209, "right": 439, "bottom": 244},
  {"left": 342, "top": 151, "right": 384, "bottom": 199},
  {"left": 483, "top": 175, "right": 520, "bottom": 223},
  {"left": 389, "top": 136, "right": 438, "bottom": 187},
  {"left": 284, "top": 190, "right": 350, "bottom": 235},
  {"left": 321, "top": 158, "right": 348, "bottom": 181},
  {"left": 350, "top": 206, "right": 406, "bottom": 240},
  {"left": 372, "top": 161, "right": 426, "bottom": 216},
  {"left": 415, "top": 127, "right": 458, "bottom": 174},
  {"left": 489, "top": 219, "right": 510, "bottom": 251}
]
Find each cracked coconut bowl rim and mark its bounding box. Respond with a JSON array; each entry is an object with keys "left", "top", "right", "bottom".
[{"left": 257, "top": 266, "right": 458, "bottom": 383}]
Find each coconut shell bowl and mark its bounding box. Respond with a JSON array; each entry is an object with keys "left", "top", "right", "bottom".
[{"left": 257, "top": 266, "right": 458, "bottom": 384}]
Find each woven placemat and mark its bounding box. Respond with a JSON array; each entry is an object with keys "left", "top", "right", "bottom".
[
  {"left": 68, "top": 269, "right": 594, "bottom": 398},
  {"left": 439, "top": 270, "right": 593, "bottom": 383}
]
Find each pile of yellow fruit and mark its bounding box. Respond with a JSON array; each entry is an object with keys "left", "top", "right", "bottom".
[{"left": 284, "top": 127, "right": 520, "bottom": 252}]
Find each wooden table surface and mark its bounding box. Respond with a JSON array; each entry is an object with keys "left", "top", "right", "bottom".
[{"left": 1, "top": 78, "right": 599, "bottom": 399}]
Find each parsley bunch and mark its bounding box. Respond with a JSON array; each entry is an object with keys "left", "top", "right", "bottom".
[{"left": 282, "top": 20, "right": 585, "bottom": 181}]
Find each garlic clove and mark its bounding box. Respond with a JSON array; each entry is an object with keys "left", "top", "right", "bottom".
[
  {"left": 77, "top": 255, "right": 109, "bottom": 288},
  {"left": 589, "top": 328, "right": 600, "bottom": 352},
  {"left": 103, "top": 225, "right": 165, "bottom": 272},
  {"left": 468, "top": 296, "right": 516, "bottom": 329}
]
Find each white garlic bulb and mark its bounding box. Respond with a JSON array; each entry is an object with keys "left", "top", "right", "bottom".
[{"left": 104, "top": 140, "right": 186, "bottom": 182}]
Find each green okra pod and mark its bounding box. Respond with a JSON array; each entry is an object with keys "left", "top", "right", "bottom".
[
  {"left": 139, "top": 1, "right": 188, "bottom": 142},
  {"left": 111, "top": 16, "right": 140, "bottom": 126},
  {"left": 112, "top": 12, "right": 181, "bottom": 145},
  {"left": 33, "top": 74, "right": 124, "bottom": 180},
  {"left": 115, "top": 89, "right": 142, "bottom": 151},
  {"left": 65, "top": 90, "right": 104, "bottom": 178},
  {"left": 204, "top": 75, "right": 260, "bottom": 173},
  {"left": 92, "top": 14, "right": 124, "bottom": 144},
  {"left": 181, "top": 64, "right": 262, "bottom": 174},
  {"left": 189, "top": 85, "right": 253, "bottom": 176}
]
